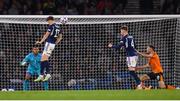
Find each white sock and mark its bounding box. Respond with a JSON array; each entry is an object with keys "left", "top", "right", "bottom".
[
  {"left": 39, "top": 75, "right": 43, "bottom": 78},
  {"left": 46, "top": 74, "right": 51, "bottom": 77}
]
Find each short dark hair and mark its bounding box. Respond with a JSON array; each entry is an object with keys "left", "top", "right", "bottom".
[
  {"left": 46, "top": 16, "right": 54, "bottom": 21},
  {"left": 32, "top": 45, "right": 39, "bottom": 49},
  {"left": 148, "top": 45, "right": 155, "bottom": 51},
  {"left": 120, "top": 26, "right": 128, "bottom": 31}
]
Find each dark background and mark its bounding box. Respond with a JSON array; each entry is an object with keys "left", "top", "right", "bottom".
[{"left": 0, "top": 0, "right": 180, "bottom": 15}]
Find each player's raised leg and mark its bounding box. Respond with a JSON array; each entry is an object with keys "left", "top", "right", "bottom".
[
  {"left": 35, "top": 67, "right": 49, "bottom": 90},
  {"left": 41, "top": 48, "right": 52, "bottom": 82},
  {"left": 34, "top": 53, "right": 50, "bottom": 81}
]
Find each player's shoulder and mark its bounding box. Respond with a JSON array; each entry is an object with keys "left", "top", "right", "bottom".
[
  {"left": 48, "top": 23, "right": 55, "bottom": 28},
  {"left": 127, "top": 35, "right": 134, "bottom": 38},
  {"left": 54, "top": 23, "right": 60, "bottom": 28},
  {"left": 122, "top": 35, "right": 133, "bottom": 40},
  {"left": 26, "top": 53, "right": 33, "bottom": 58},
  {"left": 154, "top": 52, "right": 159, "bottom": 57},
  {"left": 38, "top": 53, "right": 42, "bottom": 57},
  {"left": 29, "top": 53, "right": 34, "bottom": 56}
]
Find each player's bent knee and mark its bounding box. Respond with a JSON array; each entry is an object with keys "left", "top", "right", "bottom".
[
  {"left": 140, "top": 75, "right": 149, "bottom": 81},
  {"left": 139, "top": 76, "right": 143, "bottom": 81}
]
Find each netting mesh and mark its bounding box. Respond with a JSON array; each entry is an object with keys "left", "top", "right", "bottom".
[
  {"left": 0, "top": 16, "right": 179, "bottom": 90},
  {"left": 175, "top": 19, "right": 180, "bottom": 87}
]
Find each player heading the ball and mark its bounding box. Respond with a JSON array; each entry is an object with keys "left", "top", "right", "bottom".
[
  {"left": 108, "top": 26, "right": 142, "bottom": 89},
  {"left": 34, "top": 16, "right": 63, "bottom": 82}
]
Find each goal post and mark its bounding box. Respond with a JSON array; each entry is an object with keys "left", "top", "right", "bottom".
[{"left": 0, "top": 15, "right": 179, "bottom": 90}]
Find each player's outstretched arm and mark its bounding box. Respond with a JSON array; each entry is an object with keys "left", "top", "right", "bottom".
[
  {"left": 135, "top": 64, "right": 149, "bottom": 71},
  {"left": 20, "top": 61, "right": 27, "bottom": 66},
  {"left": 20, "top": 55, "right": 29, "bottom": 66},
  {"left": 35, "top": 32, "right": 50, "bottom": 44},
  {"left": 128, "top": 64, "right": 149, "bottom": 71},
  {"left": 136, "top": 50, "right": 153, "bottom": 58},
  {"left": 55, "top": 34, "right": 63, "bottom": 44},
  {"left": 108, "top": 43, "right": 122, "bottom": 49}
]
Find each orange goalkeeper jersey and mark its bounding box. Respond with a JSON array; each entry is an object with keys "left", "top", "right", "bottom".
[{"left": 148, "top": 52, "right": 163, "bottom": 73}]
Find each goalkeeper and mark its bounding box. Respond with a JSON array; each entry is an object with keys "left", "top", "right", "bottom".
[{"left": 20, "top": 46, "right": 48, "bottom": 90}]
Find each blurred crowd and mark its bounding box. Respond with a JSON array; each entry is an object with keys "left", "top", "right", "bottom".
[{"left": 0, "top": 0, "right": 180, "bottom": 15}]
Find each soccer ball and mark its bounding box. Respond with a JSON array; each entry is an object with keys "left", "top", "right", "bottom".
[
  {"left": 1, "top": 88, "right": 7, "bottom": 91},
  {"left": 60, "top": 17, "right": 68, "bottom": 24},
  {"left": 68, "top": 79, "right": 76, "bottom": 87},
  {"left": 8, "top": 89, "right": 15, "bottom": 91}
]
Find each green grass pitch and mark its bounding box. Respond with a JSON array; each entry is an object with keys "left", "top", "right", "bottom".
[{"left": 0, "top": 90, "right": 180, "bottom": 100}]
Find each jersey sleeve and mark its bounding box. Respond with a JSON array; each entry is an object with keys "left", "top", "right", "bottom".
[
  {"left": 22, "top": 54, "right": 30, "bottom": 63},
  {"left": 133, "top": 38, "right": 136, "bottom": 49},
  {"left": 20, "top": 54, "right": 30, "bottom": 66},
  {"left": 47, "top": 25, "right": 53, "bottom": 33},
  {"left": 112, "top": 38, "right": 125, "bottom": 49}
]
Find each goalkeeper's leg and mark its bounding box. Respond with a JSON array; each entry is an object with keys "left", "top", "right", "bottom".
[
  {"left": 43, "top": 81, "right": 49, "bottom": 90},
  {"left": 23, "top": 72, "right": 31, "bottom": 91}
]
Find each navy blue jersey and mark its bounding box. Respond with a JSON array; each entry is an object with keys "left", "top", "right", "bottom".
[
  {"left": 46, "top": 23, "right": 61, "bottom": 44},
  {"left": 112, "top": 35, "right": 137, "bottom": 57}
]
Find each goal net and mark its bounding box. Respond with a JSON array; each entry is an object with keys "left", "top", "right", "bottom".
[{"left": 0, "top": 15, "right": 179, "bottom": 90}]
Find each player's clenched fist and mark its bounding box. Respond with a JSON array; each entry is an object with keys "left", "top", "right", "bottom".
[{"left": 108, "top": 43, "right": 113, "bottom": 48}]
